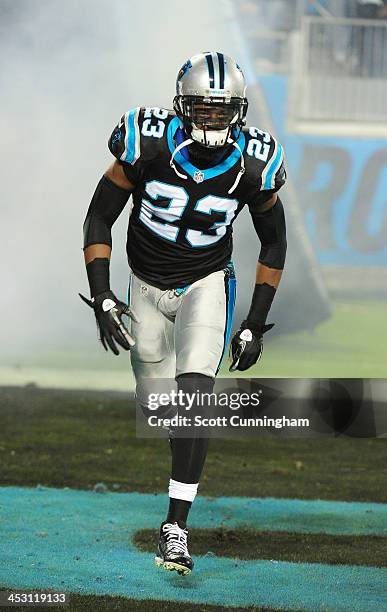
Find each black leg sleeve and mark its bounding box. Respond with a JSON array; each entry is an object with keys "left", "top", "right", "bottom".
[{"left": 170, "top": 373, "right": 214, "bottom": 484}]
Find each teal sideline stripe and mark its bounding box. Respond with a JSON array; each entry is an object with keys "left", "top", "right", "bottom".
[{"left": 0, "top": 488, "right": 386, "bottom": 611}]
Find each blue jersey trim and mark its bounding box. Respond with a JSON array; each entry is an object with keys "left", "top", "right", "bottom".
[
  {"left": 167, "top": 117, "right": 246, "bottom": 182},
  {"left": 124, "top": 108, "right": 138, "bottom": 164},
  {"left": 175, "top": 127, "right": 190, "bottom": 160},
  {"left": 263, "top": 142, "right": 283, "bottom": 190}
]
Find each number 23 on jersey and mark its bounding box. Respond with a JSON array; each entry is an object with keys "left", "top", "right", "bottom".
[{"left": 139, "top": 180, "right": 238, "bottom": 247}]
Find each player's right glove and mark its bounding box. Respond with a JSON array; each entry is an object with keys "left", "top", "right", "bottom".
[
  {"left": 229, "top": 322, "right": 274, "bottom": 372},
  {"left": 79, "top": 290, "right": 139, "bottom": 355}
]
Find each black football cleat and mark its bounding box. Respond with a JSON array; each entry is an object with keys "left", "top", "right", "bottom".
[{"left": 155, "top": 521, "right": 194, "bottom": 576}]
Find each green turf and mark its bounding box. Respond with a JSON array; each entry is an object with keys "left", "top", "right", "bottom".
[
  {"left": 2, "top": 300, "right": 386, "bottom": 378},
  {"left": 135, "top": 528, "right": 387, "bottom": 567},
  {"left": 229, "top": 301, "right": 387, "bottom": 378},
  {"left": 0, "top": 387, "right": 385, "bottom": 503}
]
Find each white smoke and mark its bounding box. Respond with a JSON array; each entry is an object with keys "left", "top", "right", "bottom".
[{"left": 0, "top": 0, "right": 243, "bottom": 360}]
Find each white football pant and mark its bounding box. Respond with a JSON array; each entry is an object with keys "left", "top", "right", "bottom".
[{"left": 127, "top": 267, "right": 236, "bottom": 389}]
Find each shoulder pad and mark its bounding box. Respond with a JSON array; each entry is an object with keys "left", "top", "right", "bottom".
[
  {"left": 108, "top": 107, "right": 175, "bottom": 166},
  {"left": 242, "top": 126, "right": 286, "bottom": 192}
]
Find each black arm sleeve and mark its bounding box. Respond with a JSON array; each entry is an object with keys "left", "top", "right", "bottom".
[
  {"left": 249, "top": 197, "right": 287, "bottom": 270},
  {"left": 243, "top": 283, "right": 276, "bottom": 332},
  {"left": 83, "top": 175, "right": 131, "bottom": 248}
]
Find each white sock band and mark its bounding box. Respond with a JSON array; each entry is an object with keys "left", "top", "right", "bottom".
[{"left": 168, "top": 479, "right": 199, "bottom": 503}]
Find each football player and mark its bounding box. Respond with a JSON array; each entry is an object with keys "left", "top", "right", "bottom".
[{"left": 81, "top": 52, "right": 287, "bottom": 575}]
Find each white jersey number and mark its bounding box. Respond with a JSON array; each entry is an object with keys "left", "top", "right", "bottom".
[
  {"left": 140, "top": 181, "right": 189, "bottom": 242},
  {"left": 246, "top": 127, "right": 271, "bottom": 162},
  {"left": 140, "top": 182, "right": 238, "bottom": 247},
  {"left": 141, "top": 107, "right": 169, "bottom": 138},
  {"left": 186, "top": 195, "right": 239, "bottom": 247}
]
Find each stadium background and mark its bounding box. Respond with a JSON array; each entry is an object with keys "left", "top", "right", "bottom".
[{"left": 0, "top": 1, "right": 386, "bottom": 611}]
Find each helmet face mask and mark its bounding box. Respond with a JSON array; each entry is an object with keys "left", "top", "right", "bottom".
[
  {"left": 174, "top": 52, "right": 248, "bottom": 149},
  {"left": 174, "top": 96, "right": 248, "bottom": 148},
  {"left": 190, "top": 99, "right": 239, "bottom": 131}
]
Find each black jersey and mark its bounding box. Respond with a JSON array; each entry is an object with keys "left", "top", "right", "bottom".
[{"left": 108, "top": 107, "right": 286, "bottom": 289}]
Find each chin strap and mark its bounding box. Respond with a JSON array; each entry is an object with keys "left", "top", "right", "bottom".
[
  {"left": 227, "top": 137, "right": 245, "bottom": 194},
  {"left": 170, "top": 138, "right": 193, "bottom": 180}
]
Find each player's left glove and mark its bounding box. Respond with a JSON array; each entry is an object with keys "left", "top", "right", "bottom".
[
  {"left": 79, "top": 290, "right": 139, "bottom": 355},
  {"left": 229, "top": 322, "right": 274, "bottom": 372}
]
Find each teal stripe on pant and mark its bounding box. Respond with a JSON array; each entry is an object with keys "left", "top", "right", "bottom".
[{"left": 217, "top": 267, "right": 236, "bottom": 373}]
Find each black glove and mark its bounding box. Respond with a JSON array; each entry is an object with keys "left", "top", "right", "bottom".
[
  {"left": 79, "top": 290, "right": 139, "bottom": 355},
  {"left": 229, "top": 322, "right": 274, "bottom": 372}
]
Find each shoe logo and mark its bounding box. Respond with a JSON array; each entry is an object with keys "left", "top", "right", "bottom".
[{"left": 193, "top": 170, "right": 204, "bottom": 183}]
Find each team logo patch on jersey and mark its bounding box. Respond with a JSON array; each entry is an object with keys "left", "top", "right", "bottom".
[
  {"left": 140, "top": 285, "right": 149, "bottom": 295},
  {"left": 193, "top": 170, "right": 204, "bottom": 184}
]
